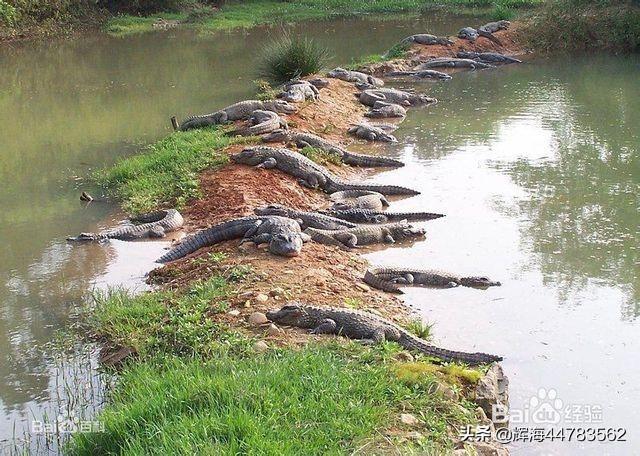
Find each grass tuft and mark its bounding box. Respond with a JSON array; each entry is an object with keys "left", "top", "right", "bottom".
[
  {"left": 299, "top": 145, "right": 342, "bottom": 166},
  {"left": 95, "top": 127, "right": 253, "bottom": 213},
  {"left": 405, "top": 319, "right": 433, "bottom": 340},
  {"left": 257, "top": 33, "right": 329, "bottom": 84}
]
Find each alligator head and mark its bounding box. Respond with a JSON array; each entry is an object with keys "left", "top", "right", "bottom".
[
  {"left": 230, "top": 148, "right": 259, "bottom": 165},
  {"left": 269, "top": 232, "right": 303, "bottom": 257},
  {"left": 261, "top": 129, "right": 289, "bottom": 143},
  {"left": 266, "top": 303, "right": 310, "bottom": 325},
  {"left": 460, "top": 276, "right": 501, "bottom": 288},
  {"left": 268, "top": 99, "right": 297, "bottom": 114},
  {"left": 399, "top": 225, "right": 427, "bottom": 239},
  {"left": 254, "top": 204, "right": 289, "bottom": 217}
]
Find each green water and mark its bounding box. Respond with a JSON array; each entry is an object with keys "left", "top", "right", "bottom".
[{"left": 0, "top": 15, "right": 638, "bottom": 455}]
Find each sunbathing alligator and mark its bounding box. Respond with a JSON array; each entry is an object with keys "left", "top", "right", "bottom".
[
  {"left": 278, "top": 80, "right": 319, "bottom": 102},
  {"left": 418, "top": 58, "right": 494, "bottom": 70},
  {"left": 327, "top": 67, "right": 384, "bottom": 88},
  {"left": 267, "top": 304, "right": 503, "bottom": 365},
  {"left": 226, "top": 110, "right": 287, "bottom": 136},
  {"left": 68, "top": 209, "right": 184, "bottom": 241},
  {"left": 323, "top": 208, "right": 444, "bottom": 224},
  {"left": 156, "top": 216, "right": 309, "bottom": 263},
  {"left": 304, "top": 222, "right": 425, "bottom": 249},
  {"left": 330, "top": 190, "right": 389, "bottom": 211},
  {"left": 231, "top": 147, "right": 419, "bottom": 196},
  {"left": 479, "top": 20, "right": 510, "bottom": 33},
  {"left": 458, "top": 21, "right": 508, "bottom": 45},
  {"left": 364, "top": 101, "right": 407, "bottom": 119},
  {"left": 400, "top": 34, "right": 454, "bottom": 46},
  {"left": 348, "top": 123, "right": 398, "bottom": 142},
  {"left": 262, "top": 129, "right": 404, "bottom": 168},
  {"left": 386, "top": 70, "right": 452, "bottom": 81},
  {"left": 364, "top": 267, "right": 502, "bottom": 294},
  {"left": 358, "top": 88, "right": 437, "bottom": 107},
  {"left": 178, "top": 99, "right": 296, "bottom": 131},
  {"left": 456, "top": 51, "right": 522, "bottom": 64},
  {"left": 253, "top": 204, "right": 356, "bottom": 230}
]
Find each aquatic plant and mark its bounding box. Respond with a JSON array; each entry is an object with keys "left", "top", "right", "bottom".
[{"left": 257, "top": 33, "right": 329, "bottom": 84}]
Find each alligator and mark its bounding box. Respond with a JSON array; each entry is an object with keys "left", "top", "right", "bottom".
[
  {"left": 329, "top": 190, "right": 389, "bottom": 211},
  {"left": 456, "top": 51, "right": 522, "bottom": 64},
  {"left": 323, "top": 208, "right": 445, "bottom": 224},
  {"left": 358, "top": 88, "right": 437, "bottom": 107},
  {"left": 400, "top": 34, "right": 454, "bottom": 46},
  {"left": 364, "top": 267, "right": 502, "bottom": 294},
  {"left": 458, "top": 26, "right": 479, "bottom": 41},
  {"left": 68, "top": 209, "right": 184, "bottom": 241},
  {"left": 278, "top": 80, "right": 319, "bottom": 102},
  {"left": 230, "top": 147, "right": 420, "bottom": 195},
  {"left": 348, "top": 123, "right": 397, "bottom": 142},
  {"left": 364, "top": 101, "right": 407, "bottom": 119},
  {"left": 327, "top": 67, "right": 384, "bottom": 87},
  {"left": 386, "top": 70, "right": 452, "bottom": 81},
  {"left": 304, "top": 221, "right": 425, "bottom": 249},
  {"left": 417, "top": 58, "right": 494, "bottom": 70},
  {"left": 478, "top": 20, "right": 510, "bottom": 33},
  {"left": 308, "top": 78, "right": 330, "bottom": 89},
  {"left": 253, "top": 204, "right": 356, "bottom": 230},
  {"left": 354, "top": 81, "right": 378, "bottom": 91},
  {"left": 227, "top": 110, "right": 288, "bottom": 136},
  {"left": 178, "top": 99, "right": 296, "bottom": 131},
  {"left": 156, "top": 216, "right": 309, "bottom": 263},
  {"left": 262, "top": 129, "right": 404, "bottom": 168},
  {"left": 266, "top": 304, "right": 503, "bottom": 365}
]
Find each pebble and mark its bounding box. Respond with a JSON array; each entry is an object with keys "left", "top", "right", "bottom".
[
  {"left": 394, "top": 352, "right": 415, "bottom": 363},
  {"left": 265, "top": 324, "right": 283, "bottom": 336},
  {"left": 355, "top": 283, "right": 370, "bottom": 292},
  {"left": 248, "top": 312, "right": 268, "bottom": 326},
  {"left": 252, "top": 341, "right": 269, "bottom": 353},
  {"left": 228, "top": 309, "right": 241, "bottom": 317},
  {"left": 269, "top": 287, "right": 285, "bottom": 297},
  {"left": 406, "top": 431, "right": 423, "bottom": 441},
  {"left": 400, "top": 413, "right": 420, "bottom": 426},
  {"left": 237, "top": 242, "right": 256, "bottom": 252},
  {"left": 255, "top": 293, "right": 269, "bottom": 303}
]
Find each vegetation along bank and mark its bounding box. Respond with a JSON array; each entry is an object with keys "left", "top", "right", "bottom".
[{"left": 62, "top": 20, "right": 527, "bottom": 455}]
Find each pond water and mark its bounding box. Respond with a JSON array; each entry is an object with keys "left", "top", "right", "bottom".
[
  {"left": 365, "top": 54, "right": 639, "bottom": 454},
  {"left": 1, "top": 13, "right": 638, "bottom": 455},
  {"left": 0, "top": 14, "right": 476, "bottom": 452}
]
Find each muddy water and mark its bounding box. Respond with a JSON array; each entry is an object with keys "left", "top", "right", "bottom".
[
  {"left": 0, "top": 15, "right": 477, "bottom": 452},
  {"left": 365, "top": 55, "right": 639, "bottom": 454}
]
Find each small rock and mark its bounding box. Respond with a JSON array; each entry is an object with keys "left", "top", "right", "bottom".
[
  {"left": 366, "top": 308, "right": 383, "bottom": 316},
  {"left": 265, "top": 324, "right": 283, "bottom": 336},
  {"left": 435, "top": 382, "right": 459, "bottom": 401},
  {"left": 470, "top": 441, "right": 509, "bottom": 456},
  {"left": 400, "top": 413, "right": 420, "bottom": 426},
  {"left": 248, "top": 312, "right": 268, "bottom": 326},
  {"left": 243, "top": 300, "right": 252, "bottom": 308},
  {"left": 394, "top": 352, "right": 415, "bottom": 363},
  {"left": 252, "top": 340, "right": 269, "bottom": 353},
  {"left": 405, "top": 431, "right": 423, "bottom": 441},
  {"left": 355, "top": 283, "right": 370, "bottom": 292},
  {"left": 255, "top": 293, "right": 269, "bottom": 303},
  {"left": 269, "top": 287, "right": 284, "bottom": 297},
  {"left": 238, "top": 242, "right": 257, "bottom": 252},
  {"left": 228, "top": 309, "right": 241, "bottom": 317},
  {"left": 475, "top": 363, "right": 509, "bottom": 428}
]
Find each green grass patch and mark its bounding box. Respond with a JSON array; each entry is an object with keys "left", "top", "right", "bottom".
[
  {"left": 105, "top": 12, "right": 185, "bottom": 36},
  {"left": 299, "top": 145, "right": 342, "bottom": 166},
  {"left": 69, "top": 344, "right": 476, "bottom": 455},
  {"left": 257, "top": 33, "right": 329, "bottom": 84},
  {"left": 95, "top": 127, "right": 253, "bottom": 213}
]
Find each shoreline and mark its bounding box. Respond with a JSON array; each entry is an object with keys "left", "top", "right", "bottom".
[{"left": 69, "top": 26, "right": 525, "bottom": 453}]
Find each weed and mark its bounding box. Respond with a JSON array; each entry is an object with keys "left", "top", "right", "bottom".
[
  {"left": 299, "top": 145, "right": 342, "bottom": 166},
  {"left": 257, "top": 33, "right": 329, "bottom": 84}
]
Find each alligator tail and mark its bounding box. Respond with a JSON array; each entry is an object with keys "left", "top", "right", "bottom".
[
  {"left": 329, "top": 180, "right": 420, "bottom": 196},
  {"left": 303, "top": 228, "right": 349, "bottom": 250},
  {"left": 342, "top": 152, "right": 404, "bottom": 168},
  {"left": 399, "top": 333, "right": 503, "bottom": 365},
  {"left": 363, "top": 270, "right": 403, "bottom": 294},
  {"left": 156, "top": 219, "right": 253, "bottom": 263},
  {"left": 383, "top": 211, "right": 445, "bottom": 222}
]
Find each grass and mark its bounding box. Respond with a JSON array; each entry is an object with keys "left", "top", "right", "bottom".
[
  {"left": 522, "top": 0, "right": 640, "bottom": 53},
  {"left": 346, "top": 41, "right": 410, "bottom": 70},
  {"left": 257, "top": 33, "right": 329, "bottom": 84},
  {"left": 105, "top": 12, "right": 184, "bottom": 36},
  {"left": 95, "top": 126, "right": 254, "bottom": 214},
  {"left": 299, "top": 145, "right": 342, "bottom": 166}
]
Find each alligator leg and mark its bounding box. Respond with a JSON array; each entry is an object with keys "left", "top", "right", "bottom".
[
  {"left": 334, "top": 233, "right": 358, "bottom": 248},
  {"left": 250, "top": 233, "right": 273, "bottom": 245},
  {"left": 311, "top": 318, "right": 337, "bottom": 334},
  {"left": 149, "top": 226, "right": 166, "bottom": 238},
  {"left": 371, "top": 325, "right": 401, "bottom": 343},
  {"left": 300, "top": 232, "right": 311, "bottom": 242},
  {"left": 256, "top": 158, "right": 277, "bottom": 169},
  {"left": 381, "top": 197, "right": 390, "bottom": 207},
  {"left": 241, "top": 221, "right": 264, "bottom": 239}
]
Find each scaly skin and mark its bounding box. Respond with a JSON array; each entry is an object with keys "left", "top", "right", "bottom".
[
  {"left": 253, "top": 204, "right": 356, "bottom": 230},
  {"left": 386, "top": 70, "right": 452, "bottom": 80},
  {"left": 262, "top": 130, "right": 404, "bottom": 168},
  {"left": 68, "top": 209, "right": 183, "bottom": 241},
  {"left": 227, "top": 110, "right": 287, "bottom": 136},
  {"left": 348, "top": 123, "right": 397, "bottom": 143},
  {"left": 358, "top": 88, "right": 437, "bottom": 107},
  {"left": 365, "top": 101, "right": 407, "bottom": 119},
  {"left": 230, "top": 147, "right": 419, "bottom": 196},
  {"left": 179, "top": 100, "right": 296, "bottom": 131},
  {"left": 327, "top": 67, "right": 384, "bottom": 87},
  {"left": 458, "top": 27, "right": 479, "bottom": 41},
  {"left": 400, "top": 34, "right": 454, "bottom": 46},
  {"left": 267, "top": 304, "right": 503, "bottom": 365},
  {"left": 364, "top": 267, "right": 502, "bottom": 294},
  {"left": 329, "top": 190, "right": 389, "bottom": 211},
  {"left": 156, "top": 216, "right": 308, "bottom": 263},
  {"left": 418, "top": 58, "right": 494, "bottom": 70},
  {"left": 304, "top": 222, "right": 425, "bottom": 249},
  {"left": 323, "top": 208, "right": 445, "bottom": 224},
  {"left": 478, "top": 20, "right": 510, "bottom": 33},
  {"left": 456, "top": 51, "right": 521, "bottom": 64},
  {"left": 278, "top": 80, "right": 320, "bottom": 102}
]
